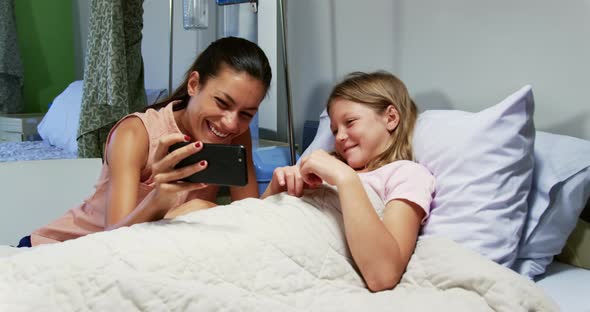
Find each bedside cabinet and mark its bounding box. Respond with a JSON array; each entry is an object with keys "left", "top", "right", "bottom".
[{"left": 0, "top": 113, "right": 45, "bottom": 142}]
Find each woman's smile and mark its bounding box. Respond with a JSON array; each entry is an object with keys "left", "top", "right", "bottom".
[{"left": 206, "top": 120, "right": 230, "bottom": 139}]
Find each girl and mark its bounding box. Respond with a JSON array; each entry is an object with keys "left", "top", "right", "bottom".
[
  {"left": 19, "top": 36, "right": 272, "bottom": 247},
  {"left": 262, "top": 71, "right": 435, "bottom": 292}
]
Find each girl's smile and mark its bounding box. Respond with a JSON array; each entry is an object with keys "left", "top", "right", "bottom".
[{"left": 329, "top": 99, "right": 394, "bottom": 170}]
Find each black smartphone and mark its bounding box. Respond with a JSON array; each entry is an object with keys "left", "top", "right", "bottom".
[{"left": 168, "top": 142, "right": 248, "bottom": 186}]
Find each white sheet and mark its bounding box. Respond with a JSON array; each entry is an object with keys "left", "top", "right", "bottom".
[
  {"left": 536, "top": 261, "right": 590, "bottom": 312},
  {"left": 0, "top": 245, "right": 24, "bottom": 257},
  {"left": 0, "top": 186, "right": 557, "bottom": 311},
  {"left": 0, "top": 141, "right": 77, "bottom": 162}
]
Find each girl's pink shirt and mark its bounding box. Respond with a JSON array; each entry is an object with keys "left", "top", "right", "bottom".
[
  {"left": 358, "top": 160, "right": 435, "bottom": 223},
  {"left": 31, "top": 102, "right": 218, "bottom": 246}
]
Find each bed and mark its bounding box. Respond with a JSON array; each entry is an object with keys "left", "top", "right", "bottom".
[
  {"left": 0, "top": 158, "right": 557, "bottom": 311},
  {"left": 536, "top": 261, "right": 590, "bottom": 312},
  {"left": 0, "top": 141, "right": 77, "bottom": 162},
  {"left": 1, "top": 84, "right": 589, "bottom": 311},
  {"left": 0, "top": 81, "right": 166, "bottom": 163}
]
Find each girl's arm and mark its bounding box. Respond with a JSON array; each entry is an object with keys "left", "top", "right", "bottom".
[
  {"left": 335, "top": 174, "right": 423, "bottom": 292},
  {"left": 298, "top": 150, "right": 423, "bottom": 292},
  {"left": 104, "top": 117, "right": 208, "bottom": 230},
  {"left": 229, "top": 129, "right": 260, "bottom": 200}
]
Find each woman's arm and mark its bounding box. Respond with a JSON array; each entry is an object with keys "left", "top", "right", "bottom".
[
  {"left": 229, "top": 129, "right": 260, "bottom": 200},
  {"left": 104, "top": 117, "right": 209, "bottom": 230},
  {"left": 104, "top": 117, "right": 154, "bottom": 229}
]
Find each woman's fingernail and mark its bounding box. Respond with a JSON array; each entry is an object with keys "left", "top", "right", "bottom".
[
  {"left": 199, "top": 160, "right": 206, "bottom": 166},
  {"left": 184, "top": 135, "right": 191, "bottom": 141},
  {"left": 195, "top": 141, "right": 201, "bottom": 148}
]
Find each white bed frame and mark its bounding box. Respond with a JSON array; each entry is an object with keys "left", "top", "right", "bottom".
[{"left": 0, "top": 158, "right": 102, "bottom": 246}]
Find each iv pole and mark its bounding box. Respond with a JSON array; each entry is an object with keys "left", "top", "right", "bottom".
[
  {"left": 168, "top": 0, "right": 174, "bottom": 96},
  {"left": 278, "top": 0, "right": 296, "bottom": 165}
]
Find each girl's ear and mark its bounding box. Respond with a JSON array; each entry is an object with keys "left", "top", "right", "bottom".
[
  {"left": 385, "top": 105, "right": 400, "bottom": 132},
  {"left": 187, "top": 71, "right": 200, "bottom": 96}
]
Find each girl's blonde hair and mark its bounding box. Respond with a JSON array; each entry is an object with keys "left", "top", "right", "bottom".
[{"left": 327, "top": 71, "right": 418, "bottom": 171}]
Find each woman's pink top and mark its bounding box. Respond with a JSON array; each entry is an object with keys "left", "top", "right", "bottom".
[{"left": 31, "top": 102, "right": 218, "bottom": 246}]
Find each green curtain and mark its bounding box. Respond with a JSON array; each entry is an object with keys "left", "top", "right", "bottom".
[
  {"left": 77, "top": 0, "right": 146, "bottom": 158},
  {"left": 0, "top": 0, "right": 24, "bottom": 113}
]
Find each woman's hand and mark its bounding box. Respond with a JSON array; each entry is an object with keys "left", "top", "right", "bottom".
[
  {"left": 148, "top": 134, "right": 211, "bottom": 213},
  {"left": 106, "top": 116, "right": 215, "bottom": 230},
  {"left": 299, "top": 150, "right": 356, "bottom": 187}
]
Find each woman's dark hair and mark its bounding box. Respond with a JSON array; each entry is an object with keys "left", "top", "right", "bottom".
[{"left": 145, "top": 36, "right": 272, "bottom": 112}]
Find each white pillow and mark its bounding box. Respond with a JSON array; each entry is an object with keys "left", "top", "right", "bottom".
[
  {"left": 415, "top": 85, "right": 535, "bottom": 268},
  {"left": 37, "top": 80, "right": 84, "bottom": 154},
  {"left": 299, "top": 109, "right": 333, "bottom": 160},
  {"left": 301, "top": 85, "right": 536, "bottom": 267},
  {"left": 514, "top": 132, "right": 590, "bottom": 279},
  {"left": 38, "top": 82, "right": 166, "bottom": 154}
]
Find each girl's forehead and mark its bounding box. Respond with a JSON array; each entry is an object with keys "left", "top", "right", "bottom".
[{"left": 330, "top": 99, "right": 368, "bottom": 117}]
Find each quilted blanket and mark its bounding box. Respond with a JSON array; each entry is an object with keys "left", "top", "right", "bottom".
[{"left": 0, "top": 186, "right": 557, "bottom": 311}]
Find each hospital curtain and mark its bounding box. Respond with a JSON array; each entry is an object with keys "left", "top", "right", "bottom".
[
  {"left": 77, "top": 0, "right": 146, "bottom": 158},
  {"left": 0, "top": 0, "right": 24, "bottom": 113}
]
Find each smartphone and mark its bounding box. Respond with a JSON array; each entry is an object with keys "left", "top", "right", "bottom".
[{"left": 168, "top": 142, "right": 248, "bottom": 186}]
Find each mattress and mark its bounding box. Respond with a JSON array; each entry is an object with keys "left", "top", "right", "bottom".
[
  {"left": 536, "top": 261, "right": 590, "bottom": 312},
  {"left": 0, "top": 141, "right": 77, "bottom": 162}
]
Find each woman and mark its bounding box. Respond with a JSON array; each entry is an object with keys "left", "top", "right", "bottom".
[{"left": 19, "top": 36, "right": 272, "bottom": 247}]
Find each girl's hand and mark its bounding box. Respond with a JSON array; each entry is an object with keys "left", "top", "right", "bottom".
[
  {"left": 267, "top": 165, "right": 307, "bottom": 197},
  {"left": 299, "top": 150, "right": 356, "bottom": 187},
  {"left": 149, "top": 134, "right": 210, "bottom": 212}
]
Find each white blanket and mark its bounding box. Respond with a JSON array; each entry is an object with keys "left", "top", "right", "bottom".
[{"left": 0, "top": 186, "right": 557, "bottom": 311}]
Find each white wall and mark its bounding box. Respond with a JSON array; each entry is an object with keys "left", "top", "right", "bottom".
[
  {"left": 257, "top": 0, "right": 278, "bottom": 132},
  {"left": 143, "top": 0, "right": 219, "bottom": 92},
  {"left": 71, "top": 0, "right": 219, "bottom": 92},
  {"left": 71, "top": 0, "right": 283, "bottom": 137},
  {"left": 286, "top": 0, "right": 590, "bottom": 142},
  {"left": 73, "top": 1, "right": 589, "bottom": 142}
]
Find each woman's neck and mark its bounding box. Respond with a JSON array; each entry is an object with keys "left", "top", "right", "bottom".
[{"left": 173, "top": 109, "right": 189, "bottom": 135}]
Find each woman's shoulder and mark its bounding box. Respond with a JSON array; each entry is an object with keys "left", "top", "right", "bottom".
[
  {"left": 114, "top": 116, "right": 147, "bottom": 138},
  {"left": 107, "top": 116, "right": 149, "bottom": 159},
  {"left": 131, "top": 101, "right": 181, "bottom": 137},
  {"left": 139, "top": 101, "right": 174, "bottom": 122}
]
